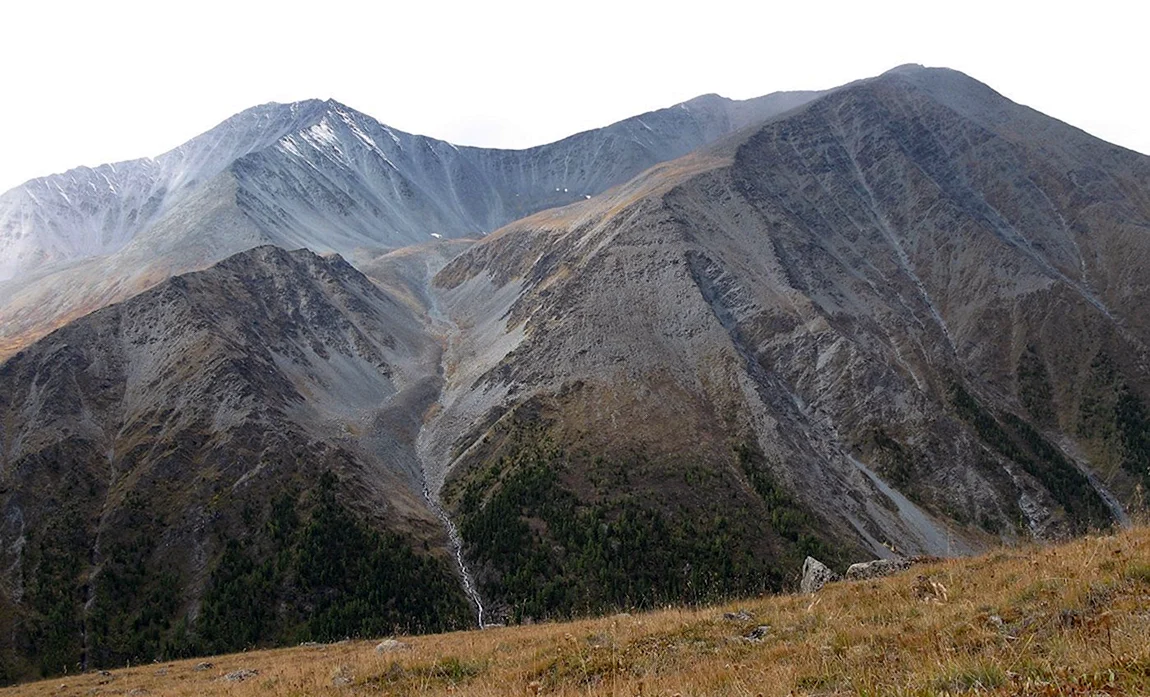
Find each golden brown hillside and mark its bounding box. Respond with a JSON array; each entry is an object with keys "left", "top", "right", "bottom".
[{"left": 5, "top": 527, "right": 1149, "bottom": 696}]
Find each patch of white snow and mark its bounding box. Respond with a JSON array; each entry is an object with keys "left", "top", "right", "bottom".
[{"left": 278, "top": 137, "right": 304, "bottom": 158}]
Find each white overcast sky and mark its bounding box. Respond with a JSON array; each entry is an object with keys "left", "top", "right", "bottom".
[{"left": 1, "top": 0, "right": 1146, "bottom": 194}]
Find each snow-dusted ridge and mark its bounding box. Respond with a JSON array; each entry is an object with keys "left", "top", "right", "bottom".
[
  {"left": 0, "top": 90, "right": 820, "bottom": 285},
  {"left": 0, "top": 100, "right": 330, "bottom": 282}
]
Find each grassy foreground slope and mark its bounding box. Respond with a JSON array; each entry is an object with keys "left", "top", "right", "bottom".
[{"left": 4, "top": 527, "right": 1149, "bottom": 696}]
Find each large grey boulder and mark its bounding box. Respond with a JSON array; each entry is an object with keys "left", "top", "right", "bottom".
[
  {"left": 801, "top": 556, "right": 840, "bottom": 593},
  {"left": 845, "top": 558, "right": 911, "bottom": 581}
]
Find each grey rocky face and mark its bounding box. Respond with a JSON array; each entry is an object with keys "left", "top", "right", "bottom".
[
  {"left": 801, "top": 557, "right": 840, "bottom": 593},
  {"left": 376, "top": 68, "right": 1147, "bottom": 621},
  {"left": 0, "top": 101, "right": 330, "bottom": 281},
  {"left": 845, "top": 559, "right": 912, "bottom": 582}
]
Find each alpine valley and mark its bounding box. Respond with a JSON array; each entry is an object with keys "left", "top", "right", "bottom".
[{"left": 0, "top": 65, "right": 1147, "bottom": 683}]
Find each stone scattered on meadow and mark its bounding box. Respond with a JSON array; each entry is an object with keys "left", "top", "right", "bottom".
[
  {"left": 845, "top": 558, "right": 911, "bottom": 581},
  {"left": 375, "top": 639, "right": 411, "bottom": 653},
  {"left": 801, "top": 556, "right": 840, "bottom": 593},
  {"left": 221, "top": 668, "right": 259, "bottom": 682}
]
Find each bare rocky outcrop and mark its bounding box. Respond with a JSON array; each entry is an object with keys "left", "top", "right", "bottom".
[
  {"left": 375, "top": 639, "right": 412, "bottom": 653},
  {"left": 221, "top": 669, "right": 259, "bottom": 683},
  {"left": 801, "top": 557, "right": 840, "bottom": 593},
  {"left": 845, "top": 559, "right": 913, "bottom": 582}
]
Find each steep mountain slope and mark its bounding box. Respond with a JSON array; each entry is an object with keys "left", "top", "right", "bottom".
[
  {"left": 422, "top": 65, "right": 1150, "bottom": 620},
  {"left": 235, "top": 91, "right": 819, "bottom": 256},
  {"left": 0, "top": 247, "right": 472, "bottom": 681},
  {"left": 0, "top": 101, "right": 329, "bottom": 281},
  {"left": 0, "top": 90, "right": 819, "bottom": 362}
]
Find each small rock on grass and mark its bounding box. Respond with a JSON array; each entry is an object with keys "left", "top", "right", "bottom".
[
  {"left": 332, "top": 664, "right": 354, "bottom": 687},
  {"left": 375, "top": 639, "right": 411, "bottom": 653},
  {"left": 221, "top": 668, "right": 259, "bottom": 682}
]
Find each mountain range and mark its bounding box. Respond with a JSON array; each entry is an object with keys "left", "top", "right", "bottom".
[
  {"left": 0, "top": 89, "right": 816, "bottom": 359},
  {"left": 0, "top": 64, "right": 1147, "bottom": 683}
]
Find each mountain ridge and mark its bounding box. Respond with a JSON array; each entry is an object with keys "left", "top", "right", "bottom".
[
  {"left": 0, "top": 89, "right": 819, "bottom": 282},
  {"left": 0, "top": 87, "right": 824, "bottom": 365}
]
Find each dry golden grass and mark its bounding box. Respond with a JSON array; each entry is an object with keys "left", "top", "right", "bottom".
[
  {"left": 491, "top": 152, "right": 732, "bottom": 240},
  {"left": 7, "top": 528, "right": 1150, "bottom": 696}
]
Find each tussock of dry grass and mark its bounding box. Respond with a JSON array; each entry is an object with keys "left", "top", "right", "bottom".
[{"left": 6, "top": 528, "right": 1149, "bottom": 696}]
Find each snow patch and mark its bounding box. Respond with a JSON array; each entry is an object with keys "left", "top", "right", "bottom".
[
  {"left": 340, "top": 112, "right": 380, "bottom": 150},
  {"left": 304, "top": 119, "right": 340, "bottom": 149},
  {"left": 278, "top": 136, "right": 304, "bottom": 158}
]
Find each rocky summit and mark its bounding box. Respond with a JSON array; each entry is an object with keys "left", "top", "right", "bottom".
[{"left": 0, "top": 64, "right": 1147, "bottom": 683}]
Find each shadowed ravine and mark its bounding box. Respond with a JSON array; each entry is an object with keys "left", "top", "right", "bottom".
[{"left": 413, "top": 253, "right": 489, "bottom": 629}]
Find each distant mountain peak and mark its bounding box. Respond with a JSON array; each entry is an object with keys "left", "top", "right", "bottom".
[
  {"left": 882, "top": 62, "right": 929, "bottom": 74},
  {"left": 679, "top": 93, "right": 729, "bottom": 105}
]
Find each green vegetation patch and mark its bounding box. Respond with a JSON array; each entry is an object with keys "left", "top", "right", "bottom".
[
  {"left": 87, "top": 491, "right": 182, "bottom": 669},
  {"left": 1017, "top": 344, "right": 1056, "bottom": 427},
  {"left": 1078, "top": 351, "right": 1150, "bottom": 489},
  {"left": 196, "top": 472, "right": 473, "bottom": 654},
  {"left": 951, "top": 381, "right": 1112, "bottom": 530},
  {"left": 1115, "top": 386, "right": 1150, "bottom": 486},
  {"left": 19, "top": 512, "right": 86, "bottom": 678},
  {"left": 858, "top": 427, "right": 917, "bottom": 490},
  {"left": 451, "top": 412, "right": 847, "bottom": 623},
  {"left": 734, "top": 439, "right": 838, "bottom": 561}
]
